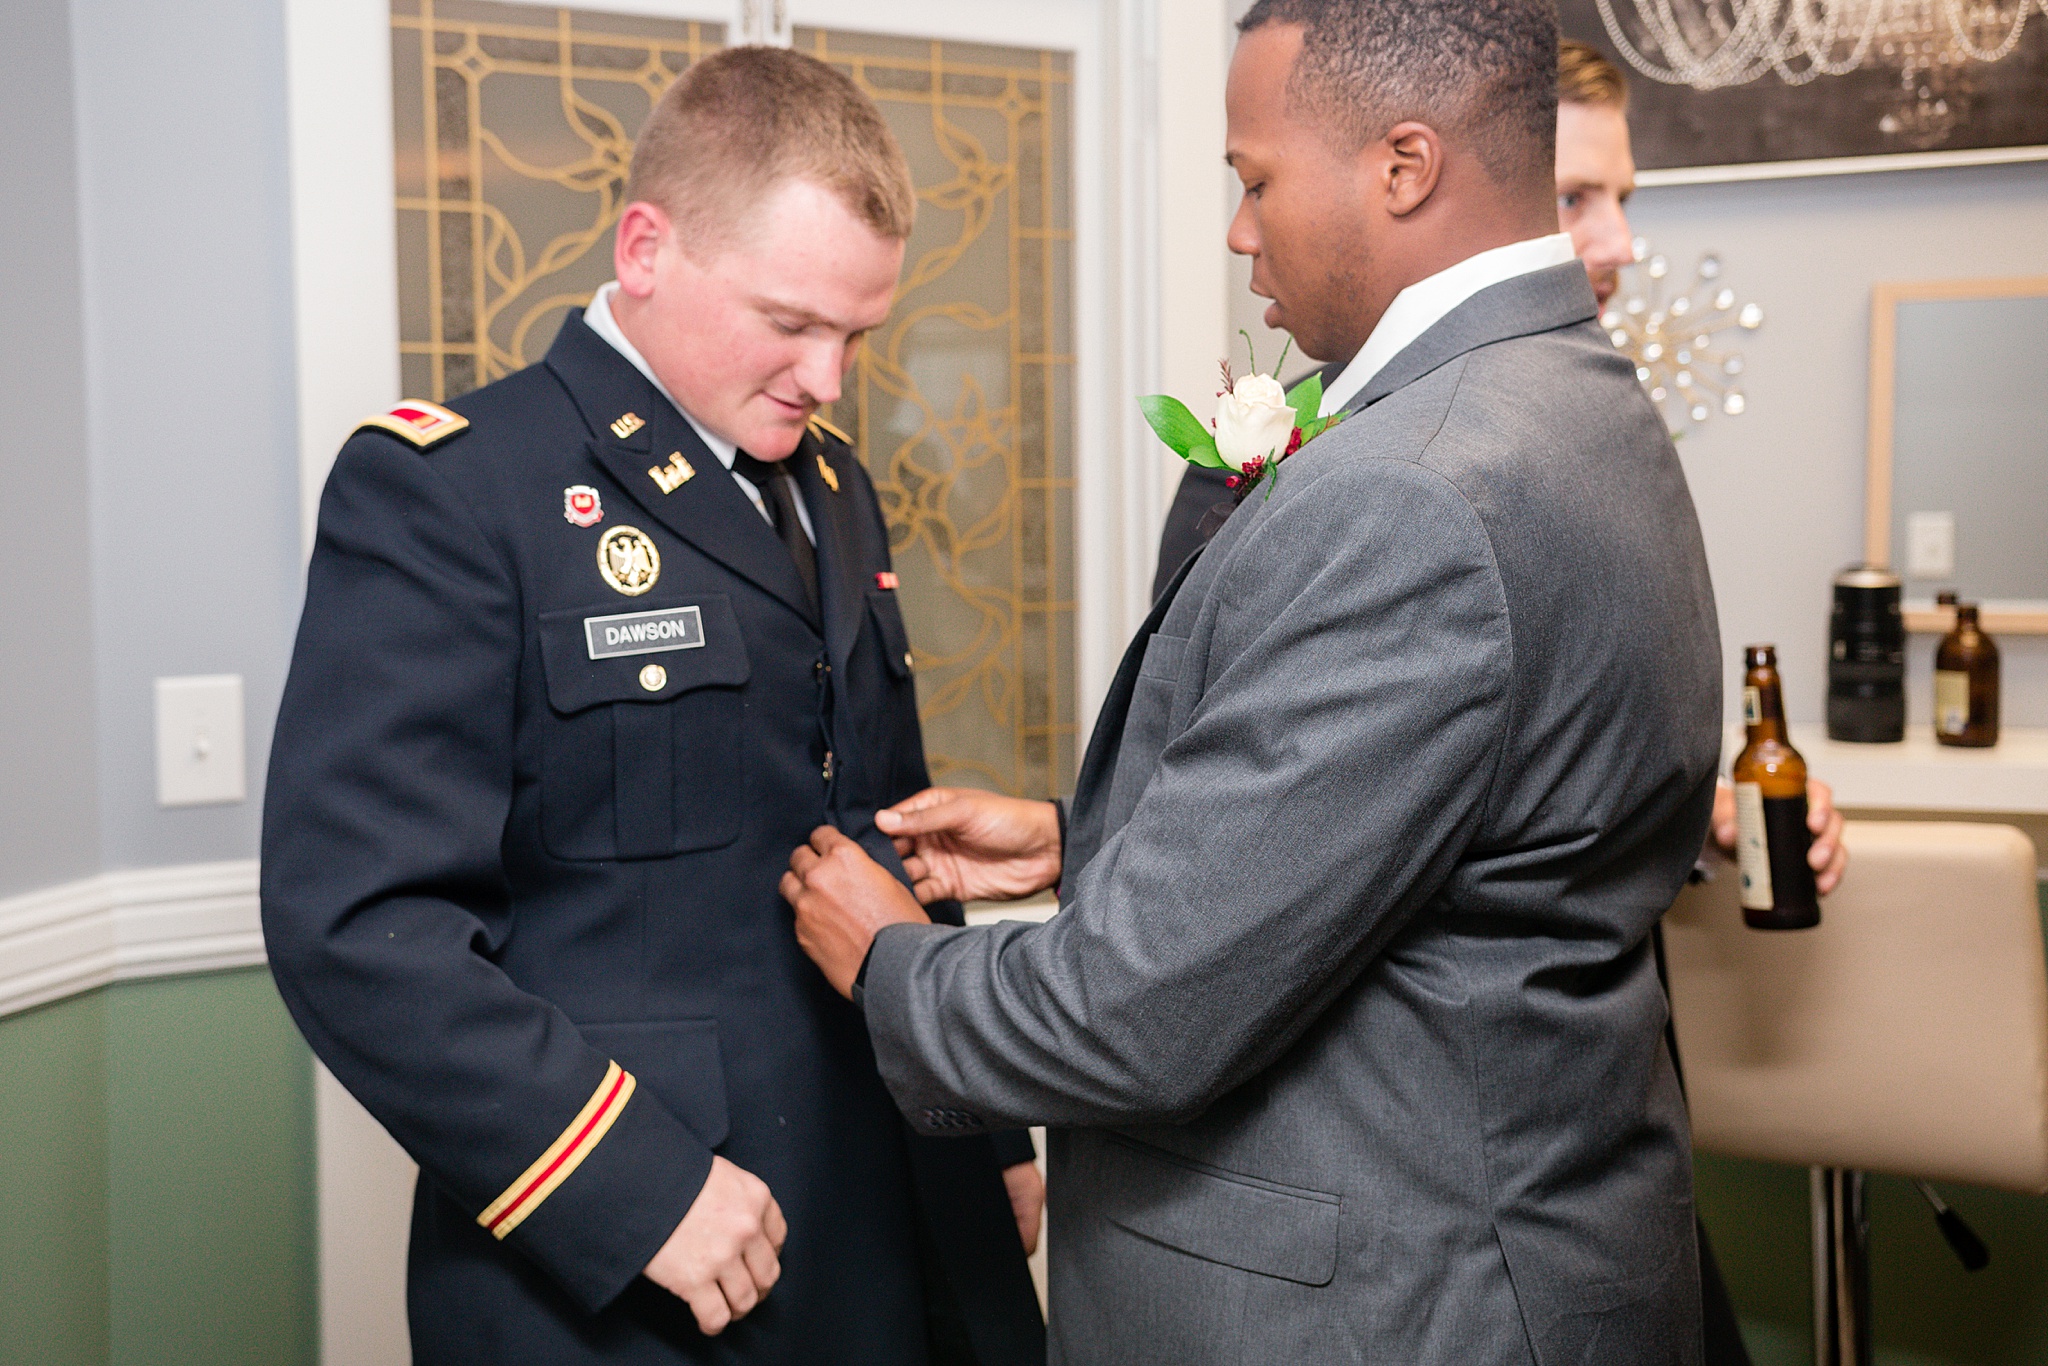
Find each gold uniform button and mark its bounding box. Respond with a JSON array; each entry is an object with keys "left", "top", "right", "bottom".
[
  {"left": 903, "top": 652, "right": 915, "bottom": 672},
  {"left": 638, "top": 663, "right": 667, "bottom": 692}
]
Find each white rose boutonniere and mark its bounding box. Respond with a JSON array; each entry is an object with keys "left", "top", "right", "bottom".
[
  {"left": 1213, "top": 372, "right": 1297, "bottom": 472},
  {"left": 1138, "top": 333, "right": 1345, "bottom": 503}
]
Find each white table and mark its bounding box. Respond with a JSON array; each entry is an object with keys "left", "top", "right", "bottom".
[{"left": 1723, "top": 725, "right": 2048, "bottom": 816}]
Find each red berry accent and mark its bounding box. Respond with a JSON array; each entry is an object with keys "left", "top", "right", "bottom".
[{"left": 1285, "top": 427, "right": 1303, "bottom": 456}]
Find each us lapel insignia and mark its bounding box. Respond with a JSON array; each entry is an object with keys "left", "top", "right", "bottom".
[
  {"left": 609, "top": 412, "right": 645, "bottom": 440},
  {"left": 815, "top": 453, "right": 840, "bottom": 493},
  {"left": 354, "top": 399, "right": 469, "bottom": 449},
  {"left": 597, "top": 526, "right": 661, "bottom": 596},
  {"left": 647, "top": 451, "right": 695, "bottom": 495},
  {"left": 563, "top": 485, "right": 603, "bottom": 528}
]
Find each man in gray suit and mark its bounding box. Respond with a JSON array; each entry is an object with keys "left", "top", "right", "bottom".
[{"left": 781, "top": 1, "right": 1721, "bottom": 1361}]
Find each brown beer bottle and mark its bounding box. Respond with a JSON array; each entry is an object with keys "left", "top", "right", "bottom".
[
  {"left": 1935, "top": 604, "right": 2000, "bottom": 747},
  {"left": 1731, "top": 644, "right": 1820, "bottom": 929}
]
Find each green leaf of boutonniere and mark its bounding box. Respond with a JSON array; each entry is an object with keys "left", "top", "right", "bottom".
[
  {"left": 1284, "top": 372, "right": 1323, "bottom": 436},
  {"left": 1138, "top": 393, "right": 1205, "bottom": 452},
  {"left": 1139, "top": 393, "right": 1227, "bottom": 468}
]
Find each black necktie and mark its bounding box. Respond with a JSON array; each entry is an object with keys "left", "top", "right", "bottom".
[{"left": 732, "top": 452, "right": 820, "bottom": 622}]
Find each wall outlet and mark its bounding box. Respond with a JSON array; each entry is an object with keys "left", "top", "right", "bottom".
[
  {"left": 155, "top": 675, "right": 247, "bottom": 807},
  {"left": 1905, "top": 510, "right": 1956, "bottom": 580}
]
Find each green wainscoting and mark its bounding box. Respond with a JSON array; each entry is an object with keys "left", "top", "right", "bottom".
[
  {"left": 0, "top": 989, "right": 110, "bottom": 1366},
  {"left": 0, "top": 968, "right": 314, "bottom": 1366}
]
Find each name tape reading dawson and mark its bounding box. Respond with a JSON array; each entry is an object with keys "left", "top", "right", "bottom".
[{"left": 584, "top": 606, "right": 706, "bottom": 661}]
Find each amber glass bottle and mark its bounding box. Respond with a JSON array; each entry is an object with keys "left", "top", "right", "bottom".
[
  {"left": 1935, "top": 604, "right": 2000, "bottom": 747},
  {"left": 1731, "top": 644, "right": 1820, "bottom": 929}
]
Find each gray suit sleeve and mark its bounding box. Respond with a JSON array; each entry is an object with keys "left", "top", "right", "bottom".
[{"left": 864, "top": 459, "right": 1515, "bottom": 1130}]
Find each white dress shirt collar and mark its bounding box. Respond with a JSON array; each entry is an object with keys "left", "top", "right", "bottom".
[
  {"left": 584, "top": 282, "right": 737, "bottom": 470},
  {"left": 1318, "top": 233, "right": 1578, "bottom": 417},
  {"left": 583, "top": 283, "right": 815, "bottom": 545}
]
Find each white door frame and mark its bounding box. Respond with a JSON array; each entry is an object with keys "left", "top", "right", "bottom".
[{"left": 281, "top": 0, "right": 1228, "bottom": 1358}]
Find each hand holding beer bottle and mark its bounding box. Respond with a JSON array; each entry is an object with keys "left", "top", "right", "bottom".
[{"left": 1731, "top": 644, "right": 1821, "bottom": 930}]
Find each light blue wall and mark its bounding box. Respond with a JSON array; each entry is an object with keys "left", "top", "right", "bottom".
[
  {"left": 1627, "top": 162, "right": 2048, "bottom": 729},
  {"left": 0, "top": 0, "right": 101, "bottom": 899},
  {"left": 69, "top": 0, "right": 304, "bottom": 872}
]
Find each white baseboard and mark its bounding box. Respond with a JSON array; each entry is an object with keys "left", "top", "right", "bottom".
[{"left": 0, "top": 860, "right": 265, "bottom": 1019}]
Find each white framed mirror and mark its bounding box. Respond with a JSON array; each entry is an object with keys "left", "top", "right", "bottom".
[{"left": 1866, "top": 275, "right": 2048, "bottom": 635}]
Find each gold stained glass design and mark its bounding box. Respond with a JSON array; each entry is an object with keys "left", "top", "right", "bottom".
[
  {"left": 390, "top": 5, "right": 1076, "bottom": 799},
  {"left": 391, "top": 0, "right": 719, "bottom": 397},
  {"left": 801, "top": 30, "right": 1076, "bottom": 799}
]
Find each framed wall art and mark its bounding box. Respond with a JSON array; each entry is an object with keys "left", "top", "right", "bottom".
[{"left": 1559, "top": 0, "right": 2048, "bottom": 183}]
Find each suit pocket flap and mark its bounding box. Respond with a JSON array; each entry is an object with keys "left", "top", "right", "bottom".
[
  {"left": 867, "top": 589, "right": 914, "bottom": 679},
  {"left": 539, "top": 596, "right": 749, "bottom": 715},
  {"left": 579, "top": 1018, "right": 729, "bottom": 1150},
  {"left": 1097, "top": 1133, "right": 1339, "bottom": 1286},
  {"left": 1138, "top": 632, "right": 1187, "bottom": 682}
]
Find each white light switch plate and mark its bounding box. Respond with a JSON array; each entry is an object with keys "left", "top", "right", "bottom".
[
  {"left": 155, "top": 674, "right": 247, "bottom": 807},
  {"left": 1905, "top": 510, "right": 1956, "bottom": 580}
]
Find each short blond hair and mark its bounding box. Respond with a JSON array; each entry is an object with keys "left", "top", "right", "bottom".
[
  {"left": 1559, "top": 39, "right": 1628, "bottom": 109},
  {"left": 626, "top": 45, "right": 915, "bottom": 249}
]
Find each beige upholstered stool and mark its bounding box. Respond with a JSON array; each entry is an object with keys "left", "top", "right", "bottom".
[{"left": 1663, "top": 821, "right": 2046, "bottom": 1364}]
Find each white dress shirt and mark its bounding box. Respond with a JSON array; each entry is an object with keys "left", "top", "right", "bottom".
[
  {"left": 1318, "top": 233, "right": 1578, "bottom": 417},
  {"left": 584, "top": 282, "right": 816, "bottom": 545}
]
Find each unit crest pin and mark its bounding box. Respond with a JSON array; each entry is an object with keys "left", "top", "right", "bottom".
[
  {"left": 597, "top": 526, "right": 661, "bottom": 596},
  {"left": 563, "top": 485, "right": 603, "bottom": 528}
]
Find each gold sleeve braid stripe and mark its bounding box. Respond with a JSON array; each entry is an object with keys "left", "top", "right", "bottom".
[{"left": 478, "top": 1061, "right": 637, "bottom": 1240}]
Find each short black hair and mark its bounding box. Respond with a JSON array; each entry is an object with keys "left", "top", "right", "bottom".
[{"left": 1238, "top": 0, "right": 1559, "bottom": 186}]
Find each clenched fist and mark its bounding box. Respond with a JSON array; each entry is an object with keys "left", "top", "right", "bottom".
[{"left": 643, "top": 1156, "right": 787, "bottom": 1335}]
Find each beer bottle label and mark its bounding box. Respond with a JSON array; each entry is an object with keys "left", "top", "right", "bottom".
[
  {"left": 1734, "top": 780, "right": 1773, "bottom": 911},
  {"left": 1742, "top": 686, "right": 1761, "bottom": 726},
  {"left": 1935, "top": 670, "right": 1970, "bottom": 736}
]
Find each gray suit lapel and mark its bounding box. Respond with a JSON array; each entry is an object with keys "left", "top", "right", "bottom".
[
  {"left": 1067, "top": 265, "right": 1597, "bottom": 884},
  {"left": 1064, "top": 551, "right": 1203, "bottom": 885},
  {"left": 1342, "top": 262, "right": 1599, "bottom": 415}
]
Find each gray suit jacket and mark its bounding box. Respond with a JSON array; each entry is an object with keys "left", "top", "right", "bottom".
[{"left": 864, "top": 264, "right": 1722, "bottom": 1365}]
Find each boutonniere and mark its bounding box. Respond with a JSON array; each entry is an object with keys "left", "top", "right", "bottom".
[{"left": 1138, "top": 333, "right": 1346, "bottom": 503}]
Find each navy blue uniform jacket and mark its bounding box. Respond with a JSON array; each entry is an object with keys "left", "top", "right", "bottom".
[{"left": 262, "top": 316, "right": 1044, "bottom": 1364}]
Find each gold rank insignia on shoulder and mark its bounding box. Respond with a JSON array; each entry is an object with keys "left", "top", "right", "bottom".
[
  {"left": 815, "top": 454, "right": 840, "bottom": 493},
  {"left": 609, "top": 412, "right": 644, "bottom": 440},
  {"left": 598, "top": 526, "right": 660, "bottom": 596},
  {"left": 354, "top": 399, "right": 469, "bottom": 449},
  {"left": 807, "top": 413, "right": 851, "bottom": 444},
  {"left": 647, "top": 451, "right": 695, "bottom": 495}
]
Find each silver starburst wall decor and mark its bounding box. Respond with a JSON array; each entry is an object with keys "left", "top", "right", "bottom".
[{"left": 1603, "top": 239, "right": 1763, "bottom": 437}]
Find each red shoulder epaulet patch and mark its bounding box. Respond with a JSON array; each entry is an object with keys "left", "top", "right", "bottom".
[{"left": 355, "top": 399, "right": 470, "bottom": 449}]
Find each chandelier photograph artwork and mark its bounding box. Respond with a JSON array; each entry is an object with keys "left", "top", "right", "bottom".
[{"left": 1559, "top": 0, "right": 2048, "bottom": 171}]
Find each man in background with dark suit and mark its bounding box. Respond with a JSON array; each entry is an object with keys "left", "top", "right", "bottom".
[{"left": 262, "top": 46, "right": 1042, "bottom": 1366}]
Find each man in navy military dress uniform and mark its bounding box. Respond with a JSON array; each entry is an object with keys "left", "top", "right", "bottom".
[{"left": 262, "top": 47, "right": 1044, "bottom": 1365}]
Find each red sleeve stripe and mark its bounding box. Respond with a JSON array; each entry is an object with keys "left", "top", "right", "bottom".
[{"left": 477, "top": 1061, "right": 637, "bottom": 1240}]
